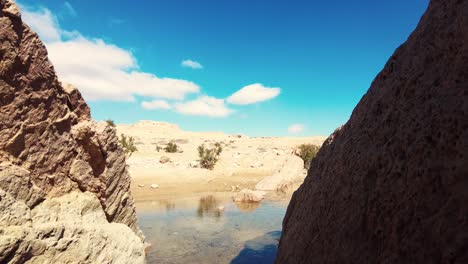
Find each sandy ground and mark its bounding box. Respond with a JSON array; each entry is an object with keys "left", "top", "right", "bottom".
[{"left": 116, "top": 121, "right": 326, "bottom": 202}]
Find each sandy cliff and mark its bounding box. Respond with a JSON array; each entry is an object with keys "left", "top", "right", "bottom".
[
  {"left": 0, "top": 0, "right": 145, "bottom": 262},
  {"left": 275, "top": 0, "right": 468, "bottom": 263}
]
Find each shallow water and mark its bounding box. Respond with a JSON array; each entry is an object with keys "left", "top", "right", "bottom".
[{"left": 136, "top": 193, "right": 288, "bottom": 264}]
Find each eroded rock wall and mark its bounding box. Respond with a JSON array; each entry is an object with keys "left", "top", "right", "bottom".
[
  {"left": 0, "top": 0, "right": 145, "bottom": 262},
  {"left": 276, "top": 0, "right": 468, "bottom": 263}
]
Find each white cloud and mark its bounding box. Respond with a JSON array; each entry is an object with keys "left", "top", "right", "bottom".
[
  {"left": 288, "top": 124, "right": 304, "bottom": 134},
  {"left": 21, "top": 6, "right": 200, "bottom": 102},
  {"left": 175, "top": 96, "right": 233, "bottom": 118},
  {"left": 21, "top": 7, "right": 61, "bottom": 42},
  {"left": 63, "top": 2, "right": 76, "bottom": 17},
  {"left": 181, "top": 59, "right": 203, "bottom": 69},
  {"left": 141, "top": 100, "right": 172, "bottom": 110},
  {"left": 227, "top": 83, "right": 280, "bottom": 105}
]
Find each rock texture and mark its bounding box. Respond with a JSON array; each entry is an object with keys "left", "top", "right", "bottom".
[
  {"left": 276, "top": 0, "right": 468, "bottom": 263},
  {"left": 0, "top": 0, "right": 145, "bottom": 262},
  {"left": 255, "top": 154, "right": 304, "bottom": 191},
  {"left": 0, "top": 191, "right": 145, "bottom": 264}
]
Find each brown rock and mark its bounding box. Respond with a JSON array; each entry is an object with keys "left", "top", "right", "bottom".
[
  {"left": 276, "top": 1, "right": 468, "bottom": 263},
  {"left": 0, "top": 0, "right": 145, "bottom": 260}
]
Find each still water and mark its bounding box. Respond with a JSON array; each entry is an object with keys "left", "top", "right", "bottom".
[{"left": 136, "top": 193, "right": 288, "bottom": 264}]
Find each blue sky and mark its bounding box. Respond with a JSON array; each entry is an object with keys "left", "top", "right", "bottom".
[{"left": 19, "top": 0, "right": 429, "bottom": 136}]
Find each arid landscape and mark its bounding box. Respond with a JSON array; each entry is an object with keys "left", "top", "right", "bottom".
[
  {"left": 116, "top": 120, "right": 325, "bottom": 201},
  {"left": 1, "top": 0, "right": 466, "bottom": 263}
]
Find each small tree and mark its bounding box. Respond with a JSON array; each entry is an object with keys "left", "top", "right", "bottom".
[
  {"left": 120, "top": 134, "right": 137, "bottom": 157},
  {"left": 198, "top": 143, "right": 223, "bottom": 170},
  {"left": 296, "top": 144, "right": 320, "bottom": 170},
  {"left": 164, "top": 142, "right": 179, "bottom": 153},
  {"left": 105, "top": 119, "right": 115, "bottom": 127}
]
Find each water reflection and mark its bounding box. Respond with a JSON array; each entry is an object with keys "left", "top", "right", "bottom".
[
  {"left": 197, "top": 195, "right": 224, "bottom": 218},
  {"left": 234, "top": 202, "right": 260, "bottom": 213},
  {"left": 159, "top": 200, "right": 176, "bottom": 212},
  {"left": 136, "top": 194, "right": 288, "bottom": 263}
]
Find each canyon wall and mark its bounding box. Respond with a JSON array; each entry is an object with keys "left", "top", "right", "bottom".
[
  {"left": 0, "top": 0, "right": 145, "bottom": 262},
  {"left": 276, "top": 0, "right": 468, "bottom": 263}
]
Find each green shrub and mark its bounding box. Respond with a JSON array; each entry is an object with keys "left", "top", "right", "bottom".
[
  {"left": 164, "top": 142, "right": 179, "bottom": 153},
  {"left": 296, "top": 144, "right": 320, "bottom": 170},
  {"left": 198, "top": 143, "right": 223, "bottom": 170},
  {"left": 105, "top": 119, "right": 115, "bottom": 127},
  {"left": 119, "top": 134, "right": 137, "bottom": 156}
]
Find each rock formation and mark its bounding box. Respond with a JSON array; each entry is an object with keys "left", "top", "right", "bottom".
[
  {"left": 276, "top": 0, "right": 468, "bottom": 263},
  {"left": 0, "top": 0, "right": 145, "bottom": 262},
  {"left": 0, "top": 191, "right": 145, "bottom": 263},
  {"left": 255, "top": 154, "right": 304, "bottom": 191}
]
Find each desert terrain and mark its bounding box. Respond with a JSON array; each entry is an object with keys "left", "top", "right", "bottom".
[{"left": 116, "top": 120, "right": 326, "bottom": 202}]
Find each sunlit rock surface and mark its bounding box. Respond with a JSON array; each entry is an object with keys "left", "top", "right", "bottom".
[{"left": 0, "top": 0, "right": 145, "bottom": 262}]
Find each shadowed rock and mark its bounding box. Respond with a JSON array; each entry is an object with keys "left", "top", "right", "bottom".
[{"left": 276, "top": 0, "right": 468, "bottom": 263}]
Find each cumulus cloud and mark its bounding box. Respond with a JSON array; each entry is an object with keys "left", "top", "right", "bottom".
[
  {"left": 20, "top": 5, "right": 282, "bottom": 118},
  {"left": 21, "top": 6, "right": 200, "bottom": 102},
  {"left": 181, "top": 59, "right": 203, "bottom": 69},
  {"left": 227, "top": 83, "right": 280, "bottom": 105},
  {"left": 141, "top": 100, "right": 172, "bottom": 110},
  {"left": 288, "top": 124, "right": 304, "bottom": 134},
  {"left": 175, "top": 96, "right": 233, "bottom": 118}
]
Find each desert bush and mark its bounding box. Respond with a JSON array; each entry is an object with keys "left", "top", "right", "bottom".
[
  {"left": 119, "top": 134, "right": 137, "bottom": 156},
  {"left": 105, "top": 119, "right": 115, "bottom": 127},
  {"left": 164, "top": 142, "right": 179, "bottom": 153},
  {"left": 214, "top": 142, "right": 223, "bottom": 155},
  {"left": 155, "top": 145, "right": 162, "bottom": 152},
  {"left": 296, "top": 144, "right": 320, "bottom": 170},
  {"left": 198, "top": 143, "right": 223, "bottom": 170}
]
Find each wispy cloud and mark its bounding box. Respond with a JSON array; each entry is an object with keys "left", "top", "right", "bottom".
[
  {"left": 288, "top": 124, "right": 304, "bottom": 134},
  {"left": 227, "top": 83, "right": 280, "bottom": 105},
  {"left": 21, "top": 6, "right": 200, "bottom": 102},
  {"left": 108, "top": 17, "right": 124, "bottom": 26},
  {"left": 175, "top": 96, "right": 233, "bottom": 118},
  {"left": 63, "top": 1, "right": 76, "bottom": 17},
  {"left": 181, "top": 59, "right": 203, "bottom": 69}
]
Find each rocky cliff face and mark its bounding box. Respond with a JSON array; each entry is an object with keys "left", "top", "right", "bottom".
[
  {"left": 276, "top": 0, "right": 468, "bottom": 263},
  {"left": 0, "top": 0, "right": 145, "bottom": 262}
]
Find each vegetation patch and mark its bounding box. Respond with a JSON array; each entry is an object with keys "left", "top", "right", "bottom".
[
  {"left": 119, "top": 134, "right": 137, "bottom": 156},
  {"left": 105, "top": 119, "right": 115, "bottom": 127},
  {"left": 164, "top": 142, "right": 179, "bottom": 153},
  {"left": 296, "top": 144, "right": 320, "bottom": 170},
  {"left": 198, "top": 142, "right": 223, "bottom": 170}
]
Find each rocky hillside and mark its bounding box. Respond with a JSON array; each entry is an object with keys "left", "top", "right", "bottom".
[
  {"left": 0, "top": 0, "right": 145, "bottom": 262},
  {"left": 276, "top": 0, "right": 468, "bottom": 263}
]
